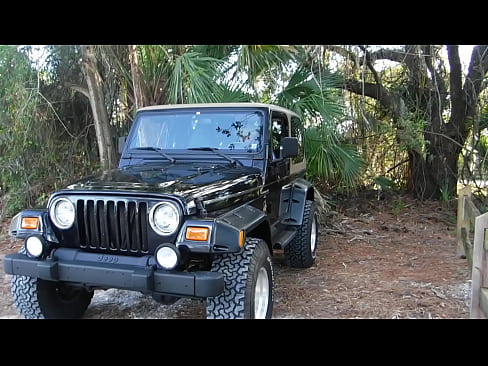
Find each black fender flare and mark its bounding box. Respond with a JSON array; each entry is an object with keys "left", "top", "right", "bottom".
[
  {"left": 212, "top": 204, "right": 268, "bottom": 253},
  {"left": 9, "top": 209, "right": 57, "bottom": 242},
  {"left": 279, "top": 178, "right": 314, "bottom": 226}
]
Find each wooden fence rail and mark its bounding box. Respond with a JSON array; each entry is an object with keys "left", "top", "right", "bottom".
[{"left": 456, "top": 185, "right": 488, "bottom": 318}]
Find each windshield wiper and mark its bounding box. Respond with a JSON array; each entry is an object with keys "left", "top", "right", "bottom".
[
  {"left": 131, "top": 147, "right": 176, "bottom": 164},
  {"left": 187, "top": 147, "right": 244, "bottom": 166}
]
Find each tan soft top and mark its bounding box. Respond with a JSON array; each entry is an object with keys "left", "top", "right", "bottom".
[{"left": 137, "top": 102, "right": 299, "bottom": 119}]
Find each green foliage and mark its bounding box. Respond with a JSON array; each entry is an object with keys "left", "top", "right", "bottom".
[
  {"left": 0, "top": 44, "right": 372, "bottom": 219},
  {"left": 396, "top": 116, "right": 425, "bottom": 153},
  {"left": 168, "top": 51, "right": 224, "bottom": 104},
  {"left": 254, "top": 62, "right": 366, "bottom": 194},
  {"left": 107, "top": 45, "right": 256, "bottom": 106},
  {"left": 273, "top": 66, "right": 344, "bottom": 119},
  {"left": 236, "top": 45, "right": 295, "bottom": 91},
  {"left": 0, "top": 45, "right": 99, "bottom": 219},
  {"left": 391, "top": 198, "right": 407, "bottom": 216},
  {"left": 0, "top": 46, "right": 44, "bottom": 216},
  {"left": 439, "top": 183, "right": 451, "bottom": 202},
  {"left": 476, "top": 133, "right": 488, "bottom": 170},
  {"left": 305, "top": 126, "right": 366, "bottom": 193},
  {"left": 374, "top": 176, "right": 396, "bottom": 191}
]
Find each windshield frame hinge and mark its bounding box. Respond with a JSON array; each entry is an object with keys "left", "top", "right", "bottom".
[{"left": 195, "top": 197, "right": 208, "bottom": 218}]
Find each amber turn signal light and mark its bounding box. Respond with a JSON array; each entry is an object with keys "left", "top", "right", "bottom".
[
  {"left": 185, "top": 227, "right": 209, "bottom": 241},
  {"left": 21, "top": 217, "right": 39, "bottom": 230},
  {"left": 239, "top": 230, "right": 245, "bottom": 247}
]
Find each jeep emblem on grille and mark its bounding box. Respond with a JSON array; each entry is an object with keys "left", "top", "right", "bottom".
[{"left": 97, "top": 254, "right": 119, "bottom": 263}]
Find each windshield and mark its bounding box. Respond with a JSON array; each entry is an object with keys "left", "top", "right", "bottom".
[{"left": 128, "top": 109, "right": 264, "bottom": 153}]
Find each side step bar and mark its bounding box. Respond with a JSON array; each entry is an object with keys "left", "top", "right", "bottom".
[{"left": 272, "top": 229, "right": 296, "bottom": 250}]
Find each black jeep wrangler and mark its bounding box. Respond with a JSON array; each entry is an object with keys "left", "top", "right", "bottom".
[{"left": 3, "top": 103, "right": 318, "bottom": 319}]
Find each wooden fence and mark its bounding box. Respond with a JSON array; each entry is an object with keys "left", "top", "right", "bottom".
[
  {"left": 457, "top": 186, "right": 480, "bottom": 268},
  {"left": 470, "top": 211, "right": 488, "bottom": 318},
  {"left": 456, "top": 185, "right": 488, "bottom": 318}
]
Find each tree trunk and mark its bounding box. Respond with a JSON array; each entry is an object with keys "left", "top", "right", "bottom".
[
  {"left": 317, "top": 45, "right": 488, "bottom": 200},
  {"left": 128, "top": 45, "right": 145, "bottom": 110},
  {"left": 409, "top": 142, "right": 462, "bottom": 200},
  {"left": 80, "top": 45, "right": 117, "bottom": 170}
]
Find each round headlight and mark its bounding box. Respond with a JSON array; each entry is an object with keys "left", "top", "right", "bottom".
[
  {"left": 25, "top": 235, "right": 45, "bottom": 258},
  {"left": 50, "top": 197, "right": 75, "bottom": 229},
  {"left": 149, "top": 202, "right": 180, "bottom": 235},
  {"left": 155, "top": 244, "right": 180, "bottom": 270}
]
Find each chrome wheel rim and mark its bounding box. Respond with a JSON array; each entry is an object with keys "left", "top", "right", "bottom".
[
  {"left": 254, "top": 267, "right": 270, "bottom": 319},
  {"left": 310, "top": 214, "right": 318, "bottom": 256}
]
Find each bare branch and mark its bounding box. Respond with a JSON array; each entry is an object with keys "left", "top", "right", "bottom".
[
  {"left": 358, "top": 46, "right": 381, "bottom": 86},
  {"left": 65, "top": 82, "right": 90, "bottom": 99},
  {"left": 369, "top": 48, "right": 406, "bottom": 63},
  {"left": 423, "top": 130, "right": 465, "bottom": 149},
  {"left": 422, "top": 45, "right": 446, "bottom": 97},
  {"left": 386, "top": 158, "right": 409, "bottom": 174},
  {"left": 464, "top": 45, "right": 488, "bottom": 114},
  {"left": 325, "top": 45, "right": 406, "bottom": 66},
  {"left": 323, "top": 45, "right": 357, "bottom": 66},
  {"left": 343, "top": 80, "right": 405, "bottom": 121},
  {"left": 36, "top": 91, "right": 76, "bottom": 139}
]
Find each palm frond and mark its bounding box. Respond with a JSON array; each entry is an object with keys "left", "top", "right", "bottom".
[
  {"left": 218, "top": 84, "right": 254, "bottom": 102},
  {"left": 273, "top": 66, "right": 344, "bottom": 123},
  {"left": 305, "top": 126, "right": 366, "bottom": 192},
  {"left": 179, "top": 52, "right": 225, "bottom": 103},
  {"left": 236, "top": 45, "right": 296, "bottom": 91},
  {"left": 192, "top": 45, "right": 239, "bottom": 60},
  {"left": 167, "top": 53, "right": 184, "bottom": 103}
]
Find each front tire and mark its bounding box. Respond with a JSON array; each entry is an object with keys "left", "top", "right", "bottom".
[
  {"left": 206, "top": 237, "right": 274, "bottom": 319},
  {"left": 284, "top": 200, "right": 319, "bottom": 268},
  {"left": 11, "top": 275, "right": 94, "bottom": 319}
]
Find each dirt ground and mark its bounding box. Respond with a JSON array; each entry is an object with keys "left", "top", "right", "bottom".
[{"left": 0, "top": 192, "right": 472, "bottom": 319}]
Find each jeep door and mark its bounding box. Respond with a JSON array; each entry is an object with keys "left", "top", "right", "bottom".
[{"left": 265, "top": 111, "right": 291, "bottom": 225}]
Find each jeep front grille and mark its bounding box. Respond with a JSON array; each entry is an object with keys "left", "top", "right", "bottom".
[{"left": 76, "top": 199, "right": 149, "bottom": 254}]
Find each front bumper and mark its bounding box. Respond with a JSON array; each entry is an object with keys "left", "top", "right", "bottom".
[{"left": 3, "top": 248, "right": 224, "bottom": 298}]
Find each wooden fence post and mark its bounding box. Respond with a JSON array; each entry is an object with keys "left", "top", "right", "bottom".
[
  {"left": 456, "top": 185, "right": 480, "bottom": 270},
  {"left": 457, "top": 186, "right": 472, "bottom": 258},
  {"left": 470, "top": 212, "right": 488, "bottom": 318}
]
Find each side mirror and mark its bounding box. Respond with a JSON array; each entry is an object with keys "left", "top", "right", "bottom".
[
  {"left": 118, "top": 136, "right": 127, "bottom": 154},
  {"left": 281, "top": 137, "right": 298, "bottom": 159}
]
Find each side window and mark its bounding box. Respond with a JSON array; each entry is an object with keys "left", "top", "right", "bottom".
[
  {"left": 291, "top": 116, "right": 305, "bottom": 164},
  {"left": 271, "top": 112, "right": 289, "bottom": 160}
]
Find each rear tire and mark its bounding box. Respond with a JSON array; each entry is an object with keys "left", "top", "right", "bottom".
[
  {"left": 284, "top": 200, "right": 319, "bottom": 268},
  {"left": 11, "top": 275, "right": 94, "bottom": 319},
  {"left": 206, "top": 237, "right": 274, "bottom": 319}
]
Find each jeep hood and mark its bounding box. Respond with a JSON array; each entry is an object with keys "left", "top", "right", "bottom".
[{"left": 61, "top": 163, "right": 263, "bottom": 212}]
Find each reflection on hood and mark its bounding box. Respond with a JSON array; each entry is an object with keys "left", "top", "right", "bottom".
[{"left": 63, "top": 162, "right": 263, "bottom": 212}]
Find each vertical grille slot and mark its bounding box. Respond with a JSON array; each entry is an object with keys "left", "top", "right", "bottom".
[
  {"left": 129, "top": 201, "right": 138, "bottom": 252},
  {"left": 139, "top": 203, "right": 148, "bottom": 252},
  {"left": 77, "top": 198, "right": 149, "bottom": 254},
  {"left": 87, "top": 200, "right": 97, "bottom": 247},
  {"left": 119, "top": 201, "right": 128, "bottom": 251},
  {"left": 106, "top": 201, "right": 117, "bottom": 250}
]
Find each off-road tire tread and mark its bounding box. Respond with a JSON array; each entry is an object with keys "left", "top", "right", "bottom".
[
  {"left": 10, "top": 248, "right": 93, "bottom": 319},
  {"left": 11, "top": 275, "right": 45, "bottom": 319},
  {"left": 284, "top": 200, "right": 318, "bottom": 268},
  {"left": 206, "top": 237, "right": 272, "bottom": 319}
]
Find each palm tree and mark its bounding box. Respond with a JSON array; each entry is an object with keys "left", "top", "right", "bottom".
[{"left": 231, "top": 47, "right": 364, "bottom": 190}]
